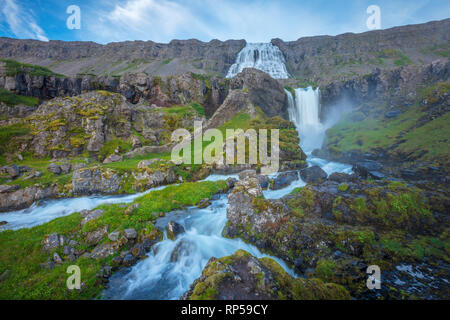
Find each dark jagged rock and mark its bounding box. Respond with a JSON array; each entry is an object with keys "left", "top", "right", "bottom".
[
  {"left": 270, "top": 171, "right": 298, "bottom": 190},
  {"left": 166, "top": 221, "right": 185, "bottom": 240},
  {"left": 352, "top": 161, "right": 383, "bottom": 179},
  {"left": 300, "top": 166, "right": 327, "bottom": 183}
]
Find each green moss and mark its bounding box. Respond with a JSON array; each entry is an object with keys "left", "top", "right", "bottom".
[
  {"left": 187, "top": 250, "right": 349, "bottom": 300},
  {"left": 98, "top": 139, "right": 132, "bottom": 160},
  {"left": 314, "top": 259, "right": 337, "bottom": 282},
  {"left": 287, "top": 187, "right": 315, "bottom": 217},
  {"left": 0, "top": 123, "right": 31, "bottom": 157},
  {"left": 0, "top": 89, "right": 39, "bottom": 107},
  {"left": 338, "top": 183, "right": 349, "bottom": 192},
  {"left": 0, "top": 58, "right": 65, "bottom": 77}
]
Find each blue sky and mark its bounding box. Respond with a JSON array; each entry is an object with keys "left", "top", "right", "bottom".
[{"left": 0, "top": 0, "right": 449, "bottom": 44}]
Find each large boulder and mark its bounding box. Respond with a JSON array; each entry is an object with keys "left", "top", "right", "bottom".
[
  {"left": 207, "top": 68, "right": 289, "bottom": 128},
  {"left": 270, "top": 171, "right": 298, "bottom": 190},
  {"left": 352, "top": 161, "right": 383, "bottom": 179},
  {"left": 72, "top": 167, "right": 122, "bottom": 195},
  {"left": 0, "top": 186, "right": 57, "bottom": 212},
  {"left": 300, "top": 166, "right": 327, "bottom": 183},
  {"left": 230, "top": 68, "right": 289, "bottom": 118},
  {"left": 166, "top": 221, "right": 185, "bottom": 240},
  {"left": 182, "top": 250, "right": 349, "bottom": 300}
]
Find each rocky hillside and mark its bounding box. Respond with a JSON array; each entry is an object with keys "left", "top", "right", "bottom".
[
  {"left": 0, "top": 38, "right": 245, "bottom": 77},
  {"left": 0, "top": 19, "right": 448, "bottom": 81},
  {"left": 274, "top": 18, "right": 450, "bottom": 82}
]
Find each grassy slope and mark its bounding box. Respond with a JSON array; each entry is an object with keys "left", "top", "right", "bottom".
[
  {"left": 325, "top": 82, "right": 450, "bottom": 163},
  {"left": 0, "top": 58, "right": 64, "bottom": 77},
  {"left": 0, "top": 89, "right": 39, "bottom": 107},
  {"left": 0, "top": 180, "right": 227, "bottom": 299}
]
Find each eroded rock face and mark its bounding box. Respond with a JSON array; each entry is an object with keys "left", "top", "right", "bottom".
[
  {"left": 207, "top": 68, "right": 289, "bottom": 128},
  {"left": 182, "top": 250, "right": 350, "bottom": 300},
  {"left": 319, "top": 59, "right": 450, "bottom": 117},
  {"left": 273, "top": 19, "right": 449, "bottom": 81},
  {"left": 226, "top": 177, "right": 290, "bottom": 236},
  {"left": 0, "top": 38, "right": 246, "bottom": 77},
  {"left": 72, "top": 167, "right": 122, "bottom": 195},
  {"left": 0, "top": 185, "right": 57, "bottom": 212}
]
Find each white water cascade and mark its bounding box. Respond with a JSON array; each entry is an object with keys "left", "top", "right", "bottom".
[
  {"left": 285, "top": 87, "right": 352, "bottom": 174},
  {"left": 286, "top": 87, "right": 324, "bottom": 152},
  {"left": 226, "top": 43, "right": 290, "bottom": 79}
]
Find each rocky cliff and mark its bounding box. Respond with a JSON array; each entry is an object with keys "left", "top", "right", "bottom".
[
  {"left": 319, "top": 58, "right": 450, "bottom": 116},
  {"left": 0, "top": 38, "right": 246, "bottom": 77},
  {"left": 273, "top": 18, "right": 450, "bottom": 81},
  {"left": 0, "top": 61, "right": 231, "bottom": 116}
]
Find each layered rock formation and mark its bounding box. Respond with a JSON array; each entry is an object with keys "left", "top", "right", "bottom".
[
  {"left": 0, "top": 38, "right": 246, "bottom": 77},
  {"left": 274, "top": 18, "right": 450, "bottom": 81}
]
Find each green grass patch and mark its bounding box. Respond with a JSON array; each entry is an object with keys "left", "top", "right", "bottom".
[
  {"left": 0, "top": 179, "right": 227, "bottom": 299},
  {"left": 0, "top": 58, "right": 64, "bottom": 77},
  {"left": 0, "top": 88, "right": 39, "bottom": 107}
]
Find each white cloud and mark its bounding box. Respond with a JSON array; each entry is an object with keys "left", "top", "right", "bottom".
[
  {"left": 1, "top": 0, "right": 49, "bottom": 41},
  {"left": 84, "top": 0, "right": 348, "bottom": 43},
  {"left": 81, "top": 0, "right": 450, "bottom": 44},
  {"left": 87, "top": 0, "right": 214, "bottom": 43}
]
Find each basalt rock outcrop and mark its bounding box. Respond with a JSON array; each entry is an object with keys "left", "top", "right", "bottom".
[{"left": 0, "top": 65, "right": 230, "bottom": 114}]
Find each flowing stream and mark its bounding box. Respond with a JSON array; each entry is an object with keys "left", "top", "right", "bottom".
[
  {"left": 0, "top": 44, "right": 351, "bottom": 299},
  {"left": 101, "top": 83, "right": 351, "bottom": 300}
]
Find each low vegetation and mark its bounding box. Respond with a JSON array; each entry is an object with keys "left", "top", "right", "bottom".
[{"left": 0, "top": 180, "right": 227, "bottom": 299}]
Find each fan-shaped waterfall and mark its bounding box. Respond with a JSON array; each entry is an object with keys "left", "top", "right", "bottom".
[{"left": 226, "top": 43, "right": 290, "bottom": 79}]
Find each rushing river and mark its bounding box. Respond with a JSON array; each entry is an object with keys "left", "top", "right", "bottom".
[{"left": 0, "top": 54, "right": 353, "bottom": 300}]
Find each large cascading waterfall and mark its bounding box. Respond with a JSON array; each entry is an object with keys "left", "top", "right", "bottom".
[
  {"left": 285, "top": 87, "right": 324, "bottom": 152},
  {"left": 226, "top": 43, "right": 290, "bottom": 79}
]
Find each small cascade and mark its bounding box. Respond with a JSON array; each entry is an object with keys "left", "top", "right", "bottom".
[{"left": 226, "top": 43, "right": 290, "bottom": 79}]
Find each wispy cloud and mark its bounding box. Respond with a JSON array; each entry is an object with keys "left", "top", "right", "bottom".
[
  {"left": 87, "top": 0, "right": 214, "bottom": 43},
  {"left": 1, "top": 0, "right": 49, "bottom": 41}
]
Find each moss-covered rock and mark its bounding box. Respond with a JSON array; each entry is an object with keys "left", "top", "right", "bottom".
[{"left": 182, "top": 250, "right": 350, "bottom": 300}]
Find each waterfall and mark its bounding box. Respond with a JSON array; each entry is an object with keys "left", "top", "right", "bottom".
[
  {"left": 286, "top": 86, "right": 324, "bottom": 152},
  {"left": 226, "top": 43, "right": 290, "bottom": 79}
]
